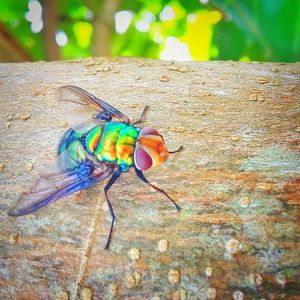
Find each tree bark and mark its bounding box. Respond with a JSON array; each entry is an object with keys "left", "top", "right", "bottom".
[{"left": 0, "top": 58, "right": 299, "bottom": 300}]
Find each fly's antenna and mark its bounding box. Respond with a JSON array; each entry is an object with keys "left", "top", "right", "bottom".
[{"left": 168, "top": 145, "right": 184, "bottom": 154}]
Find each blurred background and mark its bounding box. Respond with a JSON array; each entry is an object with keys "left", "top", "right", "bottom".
[{"left": 0, "top": 0, "right": 299, "bottom": 63}]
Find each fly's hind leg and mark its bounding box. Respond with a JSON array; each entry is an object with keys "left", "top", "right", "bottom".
[
  {"left": 132, "top": 105, "right": 150, "bottom": 125},
  {"left": 103, "top": 169, "right": 122, "bottom": 249}
]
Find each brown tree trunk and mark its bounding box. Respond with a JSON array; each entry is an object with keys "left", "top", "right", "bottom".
[
  {"left": 43, "top": 0, "right": 60, "bottom": 60},
  {"left": 0, "top": 58, "right": 299, "bottom": 300},
  {"left": 92, "top": 0, "right": 122, "bottom": 57}
]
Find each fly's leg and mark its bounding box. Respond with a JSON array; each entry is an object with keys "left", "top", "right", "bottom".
[
  {"left": 132, "top": 105, "right": 150, "bottom": 125},
  {"left": 135, "top": 167, "right": 180, "bottom": 212},
  {"left": 103, "top": 169, "right": 122, "bottom": 250}
]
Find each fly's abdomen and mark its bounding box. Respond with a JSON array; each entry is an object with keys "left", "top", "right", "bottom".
[
  {"left": 93, "top": 122, "right": 126, "bottom": 163},
  {"left": 89, "top": 122, "right": 139, "bottom": 170},
  {"left": 85, "top": 126, "right": 103, "bottom": 153}
]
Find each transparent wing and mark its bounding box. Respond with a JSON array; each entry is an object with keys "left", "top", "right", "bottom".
[
  {"left": 8, "top": 144, "right": 115, "bottom": 217},
  {"left": 56, "top": 85, "right": 130, "bottom": 130},
  {"left": 68, "top": 120, "right": 104, "bottom": 135}
]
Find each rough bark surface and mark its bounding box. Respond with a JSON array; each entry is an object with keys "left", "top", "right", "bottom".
[{"left": 0, "top": 58, "right": 299, "bottom": 300}]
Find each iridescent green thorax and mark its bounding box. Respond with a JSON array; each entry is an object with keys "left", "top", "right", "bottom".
[{"left": 115, "top": 124, "right": 139, "bottom": 170}]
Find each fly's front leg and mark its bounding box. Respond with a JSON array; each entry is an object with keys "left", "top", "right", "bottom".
[
  {"left": 132, "top": 105, "right": 150, "bottom": 125},
  {"left": 103, "top": 169, "right": 122, "bottom": 249},
  {"left": 135, "top": 167, "right": 180, "bottom": 212}
]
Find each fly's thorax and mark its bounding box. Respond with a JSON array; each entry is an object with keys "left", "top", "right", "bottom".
[
  {"left": 116, "top": 124, "right": 139, "bottom": 170},
  {"left": 134, "top": 127, "right": 169, "bottom": 171}
]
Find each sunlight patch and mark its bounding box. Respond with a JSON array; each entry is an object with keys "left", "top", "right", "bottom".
[{"left": 160, "top": 37, "right": 192, "bottom": 61}]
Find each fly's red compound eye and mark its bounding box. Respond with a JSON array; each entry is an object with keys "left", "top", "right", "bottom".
[
  {"left": 140, "top": 127, "right": 159, "bottom": 137},
  {"left": 134, "top": 146, "right": 153, "bottom": 170}
]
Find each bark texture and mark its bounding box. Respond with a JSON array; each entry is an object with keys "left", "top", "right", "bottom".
[{"left": 0, "top": 58, "right": 299, "bottom": 300}]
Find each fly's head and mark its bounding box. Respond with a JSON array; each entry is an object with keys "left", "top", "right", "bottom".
[{"left": 134, "top": 127, "right": 169, "bottom": 171}]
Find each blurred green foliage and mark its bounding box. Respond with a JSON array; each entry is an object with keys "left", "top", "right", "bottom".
[{"left": 0, "top": 0, "right": 299, "bottom": 62}]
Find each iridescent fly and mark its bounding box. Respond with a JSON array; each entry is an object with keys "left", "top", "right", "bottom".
[{"left": 9, "top": 85, "right": 182, "bottom": 249}]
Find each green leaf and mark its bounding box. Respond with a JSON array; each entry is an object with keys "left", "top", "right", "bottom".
[{"left": 211, "top": 0, "right": 300, "bottom": 61}]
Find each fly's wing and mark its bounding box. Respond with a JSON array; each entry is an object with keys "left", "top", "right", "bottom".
[
  {"left": 56, "top": 85, "right": 130, "bottom": 131},
  {"left": 8, "top": 143, "right": 115, "bottom": 217}
]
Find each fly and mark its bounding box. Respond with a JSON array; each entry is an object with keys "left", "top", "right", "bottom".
[{"left": 8, "top": 85, "right": 183, "bottom": 249}]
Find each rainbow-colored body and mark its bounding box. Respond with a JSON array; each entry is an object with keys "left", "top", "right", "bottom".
[{"left": 59, "top": 122, "right": 140, "bottom": 172}]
